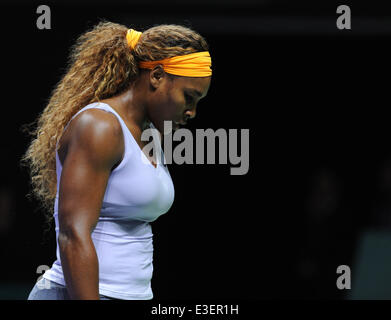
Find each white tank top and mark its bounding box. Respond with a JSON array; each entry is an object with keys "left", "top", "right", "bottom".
[{"left": 43, "top": 102, "right": 175, "bottom": 300}]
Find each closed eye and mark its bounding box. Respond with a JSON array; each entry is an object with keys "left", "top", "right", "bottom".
[{"left": 184, "top": 92, "right": 194, "bottom": 104}]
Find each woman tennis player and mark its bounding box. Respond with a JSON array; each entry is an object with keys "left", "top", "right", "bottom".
[{"left": 22, "top": 21, "right": 211, "bottom": 300}]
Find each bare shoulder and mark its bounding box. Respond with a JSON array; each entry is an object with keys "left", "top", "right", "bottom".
[
  {"left": 71, "top": 108, "right": 123, "bottom": 142},
  {"left": 62, "top": 108, "right": 124, "bottom": 170}
]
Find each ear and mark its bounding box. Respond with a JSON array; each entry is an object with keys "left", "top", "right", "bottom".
[{"left": 149, "top": 65, "right": 166, "bottom": 89}]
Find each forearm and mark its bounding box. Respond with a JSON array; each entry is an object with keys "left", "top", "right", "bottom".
[{"left": 59, "top": 232, "right": 99, "bottom": 300}]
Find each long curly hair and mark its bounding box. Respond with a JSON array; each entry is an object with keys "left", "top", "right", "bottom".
[{"left": 20, "top": 20, "right": 209, "bottom": 225}]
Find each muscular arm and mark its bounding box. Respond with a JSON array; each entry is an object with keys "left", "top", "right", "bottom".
[{"left": 57, "top": 109, "right": 124, "bottom": 300}]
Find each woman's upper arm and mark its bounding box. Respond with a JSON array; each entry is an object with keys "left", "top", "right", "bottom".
[{"left": 58, "top": 109, "right": 124, "bottom": 237}]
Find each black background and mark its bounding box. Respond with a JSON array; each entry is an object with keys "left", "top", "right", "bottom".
[{"left": 1, "top": 0, "right": 390, "bottom": 300}]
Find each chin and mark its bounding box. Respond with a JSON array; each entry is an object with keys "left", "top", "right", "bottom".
[{"left": 155, "top": 119, "right": 176, "bottom": 134}]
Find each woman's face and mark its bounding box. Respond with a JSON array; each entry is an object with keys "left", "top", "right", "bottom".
[{"left": 146, "top": 67, "right": 211, "bottom": 133}]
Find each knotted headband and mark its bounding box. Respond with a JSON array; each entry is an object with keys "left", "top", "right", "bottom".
[{"left": 126, "top": 28, "right": 212, "bottom": 77}]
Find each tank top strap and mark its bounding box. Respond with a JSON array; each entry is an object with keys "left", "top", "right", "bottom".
[
  {"left": 58, "top": 102, "right": 164, "bottom": 170},
  {"left": 97, "top": 103, "right": 165, "bottom": 169},
  {"left": 56, "top": 102, "right": 133, "bottom": 168}
]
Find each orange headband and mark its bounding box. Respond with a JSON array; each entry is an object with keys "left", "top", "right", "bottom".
[{"left": 126, "top": 28, "right": 212, "bottom": 77}]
